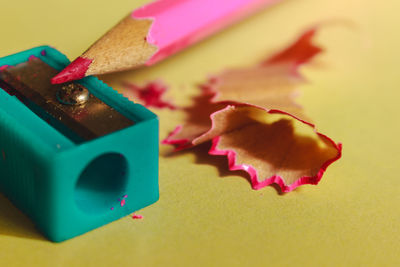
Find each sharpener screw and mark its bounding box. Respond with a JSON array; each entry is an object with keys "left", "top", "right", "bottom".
[{"left": 56, "top": 84, "right": 89, "bottom": 105}]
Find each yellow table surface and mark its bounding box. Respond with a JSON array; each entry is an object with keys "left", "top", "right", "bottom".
[{"left": 0, "top": 0, "right": 399, "bottom": 266}]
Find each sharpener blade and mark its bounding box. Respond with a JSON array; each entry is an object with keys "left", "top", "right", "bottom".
[{"left": 0, "top": 57, "right": 134, "bottom": 142}]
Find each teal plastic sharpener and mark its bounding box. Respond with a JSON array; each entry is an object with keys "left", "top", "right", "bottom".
[{"left": 0, "top": 46, "right": 159, "bottom": 242}]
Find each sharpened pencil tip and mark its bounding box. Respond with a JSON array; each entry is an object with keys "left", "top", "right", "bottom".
[{"left": 51, "top": 57, "right": 93, "bottom": 84}]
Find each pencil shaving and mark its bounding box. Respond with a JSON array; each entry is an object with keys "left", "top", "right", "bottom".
[{"left": 163, "top": 28, "right": 342, "bottom": 192}]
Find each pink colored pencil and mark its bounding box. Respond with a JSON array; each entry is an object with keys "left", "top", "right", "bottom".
[{"left": 52, "top": 0, "right": 281, "bottom": 84}]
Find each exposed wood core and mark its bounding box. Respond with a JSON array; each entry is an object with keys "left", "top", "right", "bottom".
[{"left": 83, "top": 15, "right": 158, "bottom": 75}]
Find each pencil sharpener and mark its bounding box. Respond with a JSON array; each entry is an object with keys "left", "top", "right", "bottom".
[{"left": 0, "top": 46, "right": 159, "bottom": 242}]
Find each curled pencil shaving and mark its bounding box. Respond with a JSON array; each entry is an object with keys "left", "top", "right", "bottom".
[{"left": 163, "top": 28, "right": 342, "bottom": 192}]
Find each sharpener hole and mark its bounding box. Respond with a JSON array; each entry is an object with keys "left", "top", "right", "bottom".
[{"left": 75, "top": 153, "right": 128, "bottom": 213}]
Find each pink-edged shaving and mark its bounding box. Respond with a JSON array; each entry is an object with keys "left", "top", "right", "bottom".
[{"left": 162, "top": 27, "right": 342, "bottom": 192}]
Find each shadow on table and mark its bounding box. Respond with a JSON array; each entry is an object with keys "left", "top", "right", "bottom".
[
  {"left": 0, "top": 193, "right": 45, "bottom": 241},
  {"left": 163, "top": 141, "right": 284, "bottom": 195}
]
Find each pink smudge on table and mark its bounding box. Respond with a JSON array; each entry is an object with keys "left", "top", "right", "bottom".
[
  {"left": 123, "top": 81, "right": 176, "bottom": 110},
  {"left": 132, "top": 214, "right": 143, "bottom": 219}
]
